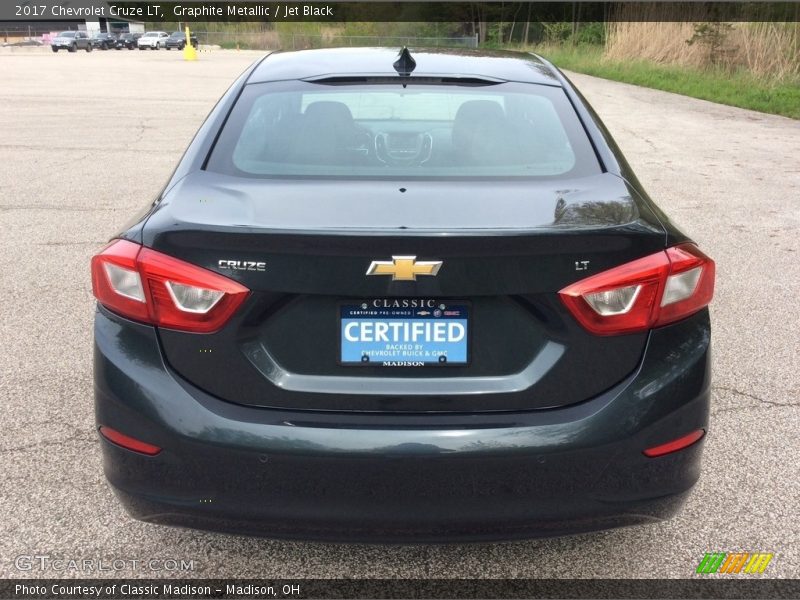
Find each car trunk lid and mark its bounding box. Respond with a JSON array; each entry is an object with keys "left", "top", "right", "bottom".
[{"left": 144, "top": 171, "right": 665, "bottom": 412}]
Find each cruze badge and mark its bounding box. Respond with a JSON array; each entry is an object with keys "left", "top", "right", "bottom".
[
  {"left": 218, "top": 259, "right": 266, "bottom": 272},
  {"left": 366, "top": 256, "right": 442, "bottom": 281}
]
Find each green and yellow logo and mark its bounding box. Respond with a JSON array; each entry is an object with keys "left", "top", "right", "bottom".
[{"left": 696, "top": 552, "right": 774, "bottom": 574}]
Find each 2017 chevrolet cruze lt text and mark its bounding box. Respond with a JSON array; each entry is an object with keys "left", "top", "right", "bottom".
[{"left": 91, "top": 48, "right": 715, "bottom": 542}]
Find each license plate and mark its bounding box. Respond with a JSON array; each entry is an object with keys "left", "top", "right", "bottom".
[{"left": 340, "top": 300, "right": 469, "bottom": 367}]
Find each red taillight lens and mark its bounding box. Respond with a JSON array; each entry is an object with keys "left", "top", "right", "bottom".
[
  {"left": 137, "top": 247, "right": 250, "bottom": 332},
  {"left": 559, "top": 243, "right": 715, "bottom": 335},
  {"left": 91, "top": 239, "right": 249, "bottom": 333}
]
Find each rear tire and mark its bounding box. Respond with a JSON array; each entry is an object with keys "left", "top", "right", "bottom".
[
  {"left": 138, "top": 46, "right": 144, "bottom": 50},
  {"left": 69, "top": 44, "right": 76, "bottom": 53},
  {"left": 155, "top": 43, "right": 160, "bottom": 50},
  {"left": 51, "top": 46, "right": 58, "bottom": 53},
  {"left": 86, "top": 44, "right": 93, "bottom": 52}
]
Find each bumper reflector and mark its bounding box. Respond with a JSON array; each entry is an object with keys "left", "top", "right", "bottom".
[
  {"left": 99, "top": 426, "right": 161, "bottom": 456},
  {"left": 643, "top": 429, "right": 705, "bottom": 458}
]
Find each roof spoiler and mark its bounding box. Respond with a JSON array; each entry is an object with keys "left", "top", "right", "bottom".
[{"left": 302, "top": 74, "right": 505, "bottom": 86}]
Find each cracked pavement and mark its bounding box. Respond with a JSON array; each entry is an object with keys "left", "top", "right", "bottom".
[{"left": 0, "top": 51, "right": 798, "bottom": 579}]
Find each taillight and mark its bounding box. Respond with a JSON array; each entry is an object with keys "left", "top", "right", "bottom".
[
  {"left": 659, "top": 244, "right": 716, "bottom": 326},
  {"left": 559, "top": 243, "right": 715, "bottom": 335},
  {"left": 91, "top": 239, "right": 249, "bottom": 333}
]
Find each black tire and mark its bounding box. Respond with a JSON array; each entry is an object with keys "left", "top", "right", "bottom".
[
  {"left": 69, "top": 43, "right": 77, "bottom": 53},
  {"left": 166, "top": 46, "right": 171, "bottom": 51},
  {"left": 138, "top": 46, "right": 144, "bottom": 50},
  {"left": 155, "top": 42, "right": 160, "bottom": 50},
  {"left": 51, "top": 46, "right": 58, "bottom": 53},
  {"left": 86, "top": 44, "right": 93, "bottom": 52}
]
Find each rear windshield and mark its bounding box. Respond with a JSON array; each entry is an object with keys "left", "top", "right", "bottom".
[
  {"left": 59, "top": 32, "right": 76, "bottom": 37},
  {"left": 206, "top": 81, "right": 601, "bottom": 180}
]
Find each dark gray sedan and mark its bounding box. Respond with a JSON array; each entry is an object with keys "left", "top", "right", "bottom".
[{"left": 91, "top": 48, "right": 715, "bottom": 542}]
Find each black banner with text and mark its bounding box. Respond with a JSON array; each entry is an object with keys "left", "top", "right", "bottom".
[
  {"left": 2, "top": 579, "right": 800, "bottom": 600},
  {"left": 3, "top": 1, "right": 800, "bottom": 23}
]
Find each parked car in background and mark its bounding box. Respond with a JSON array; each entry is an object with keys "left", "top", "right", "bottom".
[
  {"left": 115, "top": 33, "right": 141, "bottom": 50},
  {"left": 165, "top": 31, "right": 199, "bottom": 50},
  {"left": 137, "top": 31, "right": 169, "bottom": 50},
  {"left": 51, "top": 31, "right": 93, "bottom": 53},
  {"left": 91, "top": 32, "right": 117, "bottom": 50}
]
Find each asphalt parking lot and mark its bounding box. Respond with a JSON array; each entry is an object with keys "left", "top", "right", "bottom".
[{"left": 1, "top": 48, "right": 798, "bottom": 579}]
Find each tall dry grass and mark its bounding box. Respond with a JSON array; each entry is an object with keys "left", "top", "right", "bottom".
[
  {"left": 733, "top": 22, "right": 800, "bottom": 80},
  {"left": 605, "top": 4, "right": 800, "bottom": 82}
]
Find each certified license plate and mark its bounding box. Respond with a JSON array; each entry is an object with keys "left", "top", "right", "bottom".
[{"left": 340, "top": 300, "right": 469, "bottom": 367}]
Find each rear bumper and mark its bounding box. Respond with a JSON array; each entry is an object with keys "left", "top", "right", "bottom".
[{"left": 94, "top": 308, "right": 710, "bottom": 542}]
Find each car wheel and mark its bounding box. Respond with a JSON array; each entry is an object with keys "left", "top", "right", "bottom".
[
  {"left": 138, "top": 46, "right": 144, "bottom": 50},
  {"left": 51, "top": 46, "right": 58, "bottom": 53},
  {"left": 86, "top": 44, "right": 93, "bottom": 52},
  {"left": 155, "top": 42, "right": 160, "bottom": 50},
  {"left": 69, "top": 43, "right": 77, "bottom": 53},
  {"left": 166, "top": 46, "right": 171, "bottom": 51}
]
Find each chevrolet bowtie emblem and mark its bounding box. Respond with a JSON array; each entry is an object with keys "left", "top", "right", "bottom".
[{"left": 366, "top": 256, "right": 443, "bottom": 281}]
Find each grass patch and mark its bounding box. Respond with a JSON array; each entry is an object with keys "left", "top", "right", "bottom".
[{"left": 533, "top": 45, "right": 800, "bottom": 119}]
